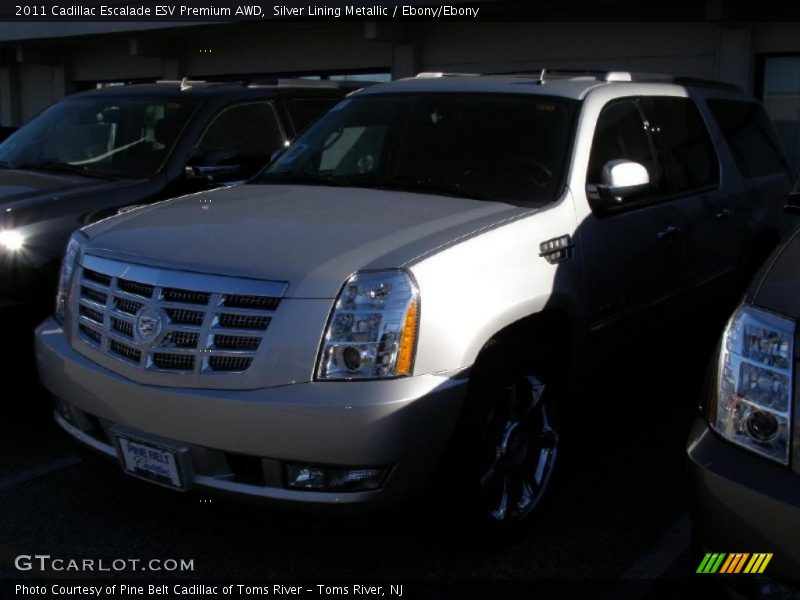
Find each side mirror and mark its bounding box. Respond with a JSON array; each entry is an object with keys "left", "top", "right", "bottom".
[
  {"left": 185, "top": 147, "right": 242, "bottom": 183},
  {"left": 590, "top": 160, "right": 650, "bottom": 209}
]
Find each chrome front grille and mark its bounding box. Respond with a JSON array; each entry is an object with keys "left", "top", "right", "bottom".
[{"left": 73, "top": 255, "right": 287, "bottom": 375}]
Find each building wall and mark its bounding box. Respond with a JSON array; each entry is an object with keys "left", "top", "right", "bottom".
[
  {"left": 182, "top": 23, "right": 390, "bottom": 76},
  {"left": 415, "top": 22, "right": 721, "bottom": 79},
  {"left": 3, "top": 21, "right": 800, "bottom": 128}
]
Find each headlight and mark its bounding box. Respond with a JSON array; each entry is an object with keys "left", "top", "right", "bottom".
[
  {"left": 316, "top": 270, "right": 420, "bottom": 380},
  {"left": 54, "top": 232, "right": 85, "bottom": 325},
  {"left": 0, "top": 229, "right": 25, "bottom": 252},
  {"left": 713, "top": 305, "right": 795, "bottom": 464}
]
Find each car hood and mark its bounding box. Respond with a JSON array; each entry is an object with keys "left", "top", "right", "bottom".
[
  {"left": 751, "top": 227, "right": 800, "bottom": 319},
  {"left": 82, "top": 184, "right": 532, "bottom": 298},
  {"left": 0, "top": 168, "right": 125, "bottom": 214}
]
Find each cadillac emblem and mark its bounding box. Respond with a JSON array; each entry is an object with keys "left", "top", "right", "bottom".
[{"left": 135, "top": 307, "right": 163, "bottom": 342}]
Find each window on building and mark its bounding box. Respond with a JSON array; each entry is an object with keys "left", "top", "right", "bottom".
[
  {"left": 75, "top": 79, "right": 157, "bottom": 92},
  {"left": 708, "top": 99, "right": 788, "bottom": 178},
  {"left": 299, "top": 72, "right": 391, "bottom": 83},
  {"left": 761, "top": 55, "right": 800, "bottom": 173},
  {"left": 327, "top": 73, "right": 391, "bottom": 83}
]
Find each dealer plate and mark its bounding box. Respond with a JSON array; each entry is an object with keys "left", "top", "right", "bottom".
[{"left": 116, "top": 435, "right": 184, "bottom": 490}]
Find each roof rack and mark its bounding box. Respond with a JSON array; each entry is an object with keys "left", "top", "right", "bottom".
[
  {"left": 155, "top": 77, "right": 376, "bottom": 91},
  {"left": 519, "top": 70, "right": 742, "bottom": 91},
  {"left": 414, "top": 69, "right": 741, "bottom": 92},
  {"left": 155, "top": 78, "right": 216, "bottom": 91},
  {"left": 247, "top": 78, "right": 372, "bottom": 89},
  {"left": 414, "top": 72, "right": 479, "bottom": 78}
]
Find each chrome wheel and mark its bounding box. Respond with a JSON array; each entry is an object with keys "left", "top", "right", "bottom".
[{"left": 478, "top": 375, "right": 558, "bottom": 522}]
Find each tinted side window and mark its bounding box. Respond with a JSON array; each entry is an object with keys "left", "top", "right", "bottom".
[
  {"left": 198, "top": 102, "right": 285, "bottom": 175},
  {"left": 289, "top": 98, "right": 339, "bottom": 132},
  {"left": 645, "top": 97, "right": 718, "bottom": 193},
  {"left": 587, "top": 99, "right": 662, "bottom": 196},
  {"left": 707, "top": 100, "right": 788, "bottom": 178}
]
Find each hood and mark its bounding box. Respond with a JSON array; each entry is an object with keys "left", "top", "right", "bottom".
[
  {"left": 751, "top": 228, "right": 800, "bottom": 320},
  {"left": 0, "top": 168, "right": 126, "bottom": 214},
  {"left": 82, "top": 184, "right": 532, "bottom": 298}
]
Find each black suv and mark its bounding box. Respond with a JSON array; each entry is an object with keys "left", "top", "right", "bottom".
[{"left": 0, "top": 79, "right": 362, "bottom": 318}]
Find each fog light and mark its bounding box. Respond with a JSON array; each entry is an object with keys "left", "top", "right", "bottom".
[
  {"left": 285, "top": 464, "right": 387, "bottom": 492},
  {"left": 54, "top": 398, "right": 73, "bottom": 424}
]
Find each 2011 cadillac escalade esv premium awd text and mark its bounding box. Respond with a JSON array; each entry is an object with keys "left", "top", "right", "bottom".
[{"left": 35, "top": 71, "right": 797, "bottom": 532}]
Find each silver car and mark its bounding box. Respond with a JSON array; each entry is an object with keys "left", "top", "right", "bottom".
[{"left": 35, "top": 71, "right": 794, "bottom": 533}]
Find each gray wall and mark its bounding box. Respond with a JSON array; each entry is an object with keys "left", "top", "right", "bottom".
[{"left": 2, "top": 21, "right": 800, "bottom": 127}]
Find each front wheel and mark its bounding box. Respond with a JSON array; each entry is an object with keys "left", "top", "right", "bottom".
[
  {"left": 476, "top": 375, "right": 559, "bottom": 524},
  {"left": 444, "top": 365, "right": 562, "bottom": 537}
]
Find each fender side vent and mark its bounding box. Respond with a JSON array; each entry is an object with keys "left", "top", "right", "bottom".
[{"left": 539, "top": 235, "right": 574, "bottom": 264}]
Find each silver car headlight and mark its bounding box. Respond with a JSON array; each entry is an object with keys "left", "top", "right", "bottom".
[
  {"left": 54, "top": 232, "right": 85, "bottom": 325},
  {"left": 713, "top": 304, "right": 795, "bottom": 464},
  {"left": 316, "top": 269, "right": 420, "bottom": 380}
]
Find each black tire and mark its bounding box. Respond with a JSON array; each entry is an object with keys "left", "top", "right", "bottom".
[{"left": 443, "top": 340, "right": 563, "bottom": 539}]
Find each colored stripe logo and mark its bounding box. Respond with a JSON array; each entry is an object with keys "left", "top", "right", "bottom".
[{"left": 697, "top": 553, "right": 773, "bottom": 574}]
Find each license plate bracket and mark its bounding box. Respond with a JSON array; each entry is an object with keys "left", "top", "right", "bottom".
[{"left": 115, "top": 434, "right": 186, "bottom": 490}]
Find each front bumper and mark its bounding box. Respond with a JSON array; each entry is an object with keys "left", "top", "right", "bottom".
[
  {"left": 35, "top": 318, "right": 467, "bottom": 509},
  {"left": 687, "top": 418, "right": 800, "bottom": 585}
]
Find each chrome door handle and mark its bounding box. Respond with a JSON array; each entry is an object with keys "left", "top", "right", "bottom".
[
  {"left": 715, "top": 207, "right": 734, "bottom": 220},
  {"left": 656, "top": 224, "right": 681, "bottom": 240}
]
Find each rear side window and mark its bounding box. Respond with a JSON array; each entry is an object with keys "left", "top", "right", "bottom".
[
  {"left": 707, "top": 100, "right": 788, "bottom": 178},
  {"left": 644, "top": 97, "right": 718, "bottom": 193}
]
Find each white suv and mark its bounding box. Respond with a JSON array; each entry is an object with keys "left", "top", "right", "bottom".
[{"left": 35, "top": 71, "right": 795, "bottom": 533}]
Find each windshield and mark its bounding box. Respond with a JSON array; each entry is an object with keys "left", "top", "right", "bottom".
[
  {"left": 0, "top": 95, "right": 196, "bottom": 179},
  {"left": 257, "top": 93, "right": 577, "bottom": 204}
]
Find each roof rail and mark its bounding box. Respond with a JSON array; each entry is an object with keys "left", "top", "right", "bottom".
[
  {"left": 495, "top": 68, "right": 608, "bottom": 81},
  {"left": 485, "top": 69, "right": 742, "bottom": 91},
  {"left": 658, "top": 76, "right": 742, "bottom": 92},
  {"left": 154, "top": 77, "right": 376, "bottom": 91},
  {"left": 414, "top": 72, "right": 479, "bottom": 78},
  {"left": 245, "top": 77, "right": 372, "bottom": 88},
  {"left": 598, "top": 72, "right": 742, "bottom": 92},
  {"left": 155, "top": 78, "right": 217, "bottom": 91}
]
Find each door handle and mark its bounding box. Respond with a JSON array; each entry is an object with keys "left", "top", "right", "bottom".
[
  {"left": 656, "top": 224, "right": 681, "bottom": 241},
  {"left": 715, "top": 207, "right": 734, "bottom": 221}
]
